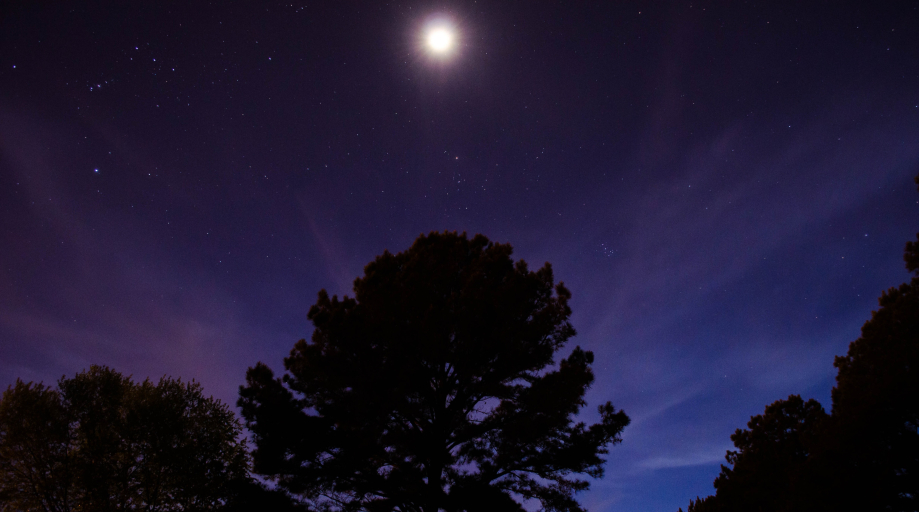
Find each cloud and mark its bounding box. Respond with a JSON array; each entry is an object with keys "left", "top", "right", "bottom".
[{"left": 638, "top": 448, "right": 727, "bottom": 470}]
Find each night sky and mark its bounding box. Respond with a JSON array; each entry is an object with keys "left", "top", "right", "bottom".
[{"left": 2, "top": 2, "right": 918, "bottom": 510}]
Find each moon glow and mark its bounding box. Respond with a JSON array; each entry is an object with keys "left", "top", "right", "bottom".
[{"left": 427, "top": 28, "right": 453, "bottom": 53}]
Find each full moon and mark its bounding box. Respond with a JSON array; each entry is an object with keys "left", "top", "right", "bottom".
[{"left": 427, "top": 28, "right": 453, "bottom": 53}]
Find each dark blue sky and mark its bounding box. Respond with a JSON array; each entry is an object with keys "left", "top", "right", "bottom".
[{"left": 1, "top": 2, "right": 918, "bottom": 510}]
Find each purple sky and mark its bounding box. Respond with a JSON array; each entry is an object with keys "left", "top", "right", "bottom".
[{"left": 2, "top": 2, "right": 918, "bottom": 510}]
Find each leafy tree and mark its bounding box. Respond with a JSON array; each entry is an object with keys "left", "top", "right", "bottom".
[
  {"left": 0, "top": 380, "right": 74, "bottom": 512},
  {"left": 221, "top": 479, "right": 311, "bottom": 512},
  {"left": 819, "top": 176, "right": 919, "bottom": 511},
  {"left": 0, "top": 365, "right": 249, "bottom": 511},
  {"left": 718, "top": 396, "right": 827, "bottom": 512},
  {"left": 239, "top": 231, "right": 630, "bottom": 512},
  {"left": 681, "top": 174, "right": 919, "bottom": 511},
  {"left": 678, "top": 396, "right": 827, "bottom": 512},
  {"left": 677, "top": 496, "right": 715, "bottom": 512}
]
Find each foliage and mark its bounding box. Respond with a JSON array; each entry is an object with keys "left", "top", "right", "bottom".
[
  {"left": 822, "top": 208, "right": 919, "bottom": 511},
  {"left": 239, "top": 231, "right": 630, "bottom": 512},
  {"left": 221, "top": 479, "right": 311, "bottom": 512},
  {"left": 0, "top": 380, "right": 73, "bottom": 512},
  {"left": 678, "top": 396, "right": 827, "bottom": 512},
  {"left": 678, "top": 496, "right": 715, "bottom": 512},
  {"left": 680, "top": 175, "right": 919, "bottom": 511},
  {"left": 0, "top": 365, "right": 249, "bottom": 512}
]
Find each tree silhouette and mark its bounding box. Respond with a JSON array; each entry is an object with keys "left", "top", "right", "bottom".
[
  {"left": 0, "top": 365, "right": 249, "bottom": 512},
  {"left": 678, "top": 496, "right": 715, "bottom": 512},
  {"left": 0, "top": 379, "right": 73, "bottom": 511},
  {"left": 239, "top": 231, "right": 630, "bottom": 512},
  {"left": 681, "top": 174, "right": 919, "bottom": 512},
  {"left": 678, "top": 396, "right": 827, "bottom": 512},
  {"left": 222, "top": 479, "right": 311, "bottom": 512},
  {"left": 818, "top": 175, "right": 919, "bottom": 511}
]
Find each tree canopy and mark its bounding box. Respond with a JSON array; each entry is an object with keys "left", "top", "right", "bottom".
[
  {"left": 681, "top": 174, "right": 919, "bottom": 512},
  {"left": 679, "top": 395, "right": 828, "bottom": 512},
  {"left": 0, "top": 365, "right": 249, "bottom": 512},
  {"left": 239, "top": 231, "right": 630, "bottom": 512},
  {"left": 822, "top": 187, "right": 919, "bottom": 510}
]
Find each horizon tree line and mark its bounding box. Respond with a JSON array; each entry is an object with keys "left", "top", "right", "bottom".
[{"left": 2, "top": 175, "right": 917, "bottom": 511}]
